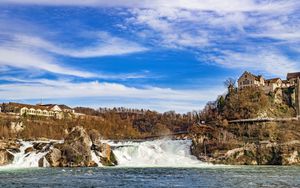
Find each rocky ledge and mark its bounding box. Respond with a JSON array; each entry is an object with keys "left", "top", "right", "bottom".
[
  {"left": 191, "top": 134, "right": 300, "bottom": 165},
  {"left": 0, "top": 139, "right": 20, "bottom": 165}
]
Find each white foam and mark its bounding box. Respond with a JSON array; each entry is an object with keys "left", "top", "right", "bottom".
[
  {"left": 4, "top": 141, "right": 47, "bottom": 168},
  {"left": 105, "top": 139, "right": 213, "bottom": 167},
  {"left": 91, "top": 150, "right": 103, "bottom": 167},
  {"left": 1, "top": 139, "right": 215, "bottom": 168}
]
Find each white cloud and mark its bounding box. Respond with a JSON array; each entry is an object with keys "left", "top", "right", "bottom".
[
  {"left": 0, "top": 0, "right": 298, "bottom": 13},
  {"left": 12, "top": 32, "right": 147, "bottom": 58},
  {"left": 250, "top": 18, "right": 300, "bottom": 41},
  {"left": 210, "top": 49, "right": 298, "bottom": 77},
  {"left": 0, "top": 47, "right": 96, "bottom": 78},
  {"left": 0, "top": 79, "right": 224, "bottom": 112},
  {"left": 128, "top": 8, "right": 211, "bottom": 48},
  {"left": 0, "top": 31, "right": 149, "bottom": 79},
  {"left": 0, "top": 46, "right": 150, "bottom": 79}
]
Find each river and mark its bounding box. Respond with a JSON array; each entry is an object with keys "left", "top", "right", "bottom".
[{"left": 0, "top": 166, "right": 299, "bottom": 187}]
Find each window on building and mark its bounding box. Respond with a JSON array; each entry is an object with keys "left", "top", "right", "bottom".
[{"left": 243, "top": 80, "right": 250, "bottom": 85}]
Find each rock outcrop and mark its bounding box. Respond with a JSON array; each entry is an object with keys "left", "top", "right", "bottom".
[
  {"left": 0, "top": 139, "right": 21, "bottom": 166},
  {"left": 89, "top": 129, "right": 118, "bottom": 166},
  {"left": 191, "top": 135, "right": 300, "bottom": 165},
  {"left": 0, "top": 150, "right": 14, "bottom": 165},
  {"left": 60, "top": 126, "right": 93, "bottom": 167},
  {"left": 0, "top": 140, "right": 21, "bottom": 151},
  {"left": 43, "top": 126, "right": 118, "bottom": 167},
  {"left": 98, "top": 143, "right": 118, "bottom": 166},
  {"left": 43, "top": 148, "right": 62, "bottom": 167}
]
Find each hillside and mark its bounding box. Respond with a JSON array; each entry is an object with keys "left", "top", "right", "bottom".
[
  {"left": 191, "top": 86, "right": 300, "bottom": 165},
  {"left": 0, "top": 108, "right": 196, "bottom": 140}
]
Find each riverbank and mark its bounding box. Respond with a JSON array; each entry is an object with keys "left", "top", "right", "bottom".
[{"left": 190, "top": 121, "right": 300, "bottom": 165}]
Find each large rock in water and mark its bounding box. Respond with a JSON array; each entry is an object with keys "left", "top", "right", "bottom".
[
  {"left": 0, "top": 150, "right": 14, "bottom": 166},
  {"left": 60, "top": 126, "right": 93, "bottom": 167},
  {"left": 99, "top": 143, "right": 118, "bottom": 166},
  {"left": 89, "top": 129, "right": 118, "bottom": 166},
  {"left": 0, "top": 139, "right": 21, "bottom": 166},
  {"left": 45, "top": 126, "right": 93, "bottom": 167},
  {"left": 44, "top": 148, "right": 62, "bottom": 167},
  {"left": 42, "top": 126, "right": 118, "bottom": 167}
]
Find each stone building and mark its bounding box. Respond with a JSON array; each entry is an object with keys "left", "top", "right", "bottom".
[
  {"left": 238, "top": 71, "right": 300, "bottom": 117},
  {"left": 287, "top": 72, "right": 300, "bottom": 85},
  {"left": 264, "top": 78, "right": 282, "bottom": 94},
  {"left": 238, "top": 71, "right": 297, "bottom": 94},
  {"left": 0, "top": 102, "right": 75, "bottom": 119},
  {"left": 237, "top": 71, "right": 265, "bottom": 89}
]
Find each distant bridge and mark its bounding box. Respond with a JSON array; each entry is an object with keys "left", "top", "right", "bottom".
[
  {"left": 109, "top": 131, "right": 190, "bottom": 142},
  {"left": 228, "top": 117, "right": 299, "bottom": 124},
  {"left": 143, "top": 131, "right": 190, "bottom": 139}
]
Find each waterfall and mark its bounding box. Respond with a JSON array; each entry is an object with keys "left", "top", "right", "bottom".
[
  {"left": 1, "top": 139, "right": 210, "bottom": 168},
  {"left": 106, "top": 139, "right": 210, "bottom": 167},
  {"left": 5, "top": 141, "right": 50, "bottom": 168}
]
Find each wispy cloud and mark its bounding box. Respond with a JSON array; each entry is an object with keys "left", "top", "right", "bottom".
[
  {"left": 0, "top": 0, "right": 298, "bottom": 12},
  {"left": 0, "top": 78, "right": 221, "bottom": 100},
  {"left": 12, "top": 32, "right": 148, "bottom": 58},
  {"left": 0, "top": 78, "right": 224, "bottom": 112},
  {"left": 0, "top": 46, "right": 96, "bottom": 77},
  {"left": 0, "top": 31, "right": 149, "bottom": 79},
  {"left": 209, "top": 49, "right": 298, "bottom": 77}
]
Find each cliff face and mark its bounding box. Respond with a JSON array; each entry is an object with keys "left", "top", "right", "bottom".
[
  {"left": 190, "top": 122, "right": 300, "bottom": 165},
  {"left": 191, "top": 138, "right": 300, "bottom": 165}
]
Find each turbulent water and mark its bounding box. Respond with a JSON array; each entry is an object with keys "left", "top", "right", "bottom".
[
  {"left": 5, "top": 141, "right": 50, "bottom": 168},
  {"left": 0, "top": 140, "right": 299, "bottom": 187},
  {"left": 3, "top": 139, "right": 208, "bottom": 168},
  {"left": 106, "top": 139, "right": 209, "bottom": 167}
]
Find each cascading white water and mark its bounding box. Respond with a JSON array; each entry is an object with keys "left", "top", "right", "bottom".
[
  {"left": 106, "top": 139, "right": 211, "bottom": 167},
  {"left": 5, "top": 141, "right": 49, "bottom": 168},
  {"left": 91, "top": 150, "right": 102, "bottom": 167},
  {"left": 1, "top": 139, "right": 210, "bottom": 168}
]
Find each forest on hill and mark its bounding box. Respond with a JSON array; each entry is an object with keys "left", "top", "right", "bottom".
[{"left": 0, "top": 108, "right": 199, "bottom": 140}]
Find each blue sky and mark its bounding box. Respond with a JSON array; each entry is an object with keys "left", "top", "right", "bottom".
[{"left": 0, "top": 0, "right": 299, "bottom": 112}]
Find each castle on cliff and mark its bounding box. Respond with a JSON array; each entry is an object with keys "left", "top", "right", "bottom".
[{"left": 237, "top": 71, "right": 300, "bottom": 117}]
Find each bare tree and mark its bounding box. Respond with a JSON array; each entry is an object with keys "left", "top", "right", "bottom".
[{"left": 224, "top": 78, "right": 236, "bottom": 88}]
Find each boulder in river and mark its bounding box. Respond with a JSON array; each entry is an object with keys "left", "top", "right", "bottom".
[
  {"left": 44, "top": 148, "right": 62, "bottom": 167},
  {"left": 0, "top": 149, "right": 14, "bottom": 166},
  {"left": 89, "top": 129, "right": 118, "bottom": 166},
  {"left": 99, "top": 143, "right": 118, "bottom": 166},
  {"left": 24, "top": 147, "right": 34, "bottom": 154},
  {"left": 60, "top": 126, "right": 93, "bottom": 167},
  {"left": 37, "top": 126, "right": 118, "bottom": 167}
]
